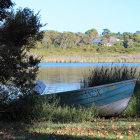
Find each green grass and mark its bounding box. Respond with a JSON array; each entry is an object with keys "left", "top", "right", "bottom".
[
  {"left": 0, "top": 95, "right": 97, "bottom": 123},
  {"left": 124, "top": 83, "right": 140, "bottom": 116},
  {"left": 0, "top": 117, "right": 140, "bottom": 140},
  {"left": 30, "top": 47, "right": 140, "bottom": 63}
]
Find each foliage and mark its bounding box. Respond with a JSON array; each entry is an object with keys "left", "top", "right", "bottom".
[
  {"left": 85, "top": 29, "right": 99, "bottom": 42},
  {"left": 0, "top": 0, "right": 13, "bottom": 21},
  {"left": 0, "top": 94, "right": 97, "bottom": 122},
  {"left": 0, "top": 1, "right": 44, "bottom": 103},
  {"left": 36, "top": 28, "right": 140, "bottom": 50}
]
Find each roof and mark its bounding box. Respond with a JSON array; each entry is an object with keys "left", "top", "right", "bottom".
[{"left": 92, "top": 40, "right": 102, "bottom": 43}]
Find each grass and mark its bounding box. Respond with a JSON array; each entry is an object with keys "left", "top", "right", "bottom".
[
  {"left": 30, "top": 47, "right": 140, "bottom": 63},
  {"left": 0, "top": 95, "right": 97, "bottom": 123},
  {"left": 0, "top": 117, "right": 140, "bottom": 139},
  {"left": 123, "top": 84, "right": 140, "bottom": 116}
]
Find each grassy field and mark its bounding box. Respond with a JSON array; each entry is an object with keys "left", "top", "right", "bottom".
[
  {"left": 0, "top": 117, "right": 140, "bottom": 140},
  {"left": 30, "top": 47, "right": 140, "bottom": 63}
]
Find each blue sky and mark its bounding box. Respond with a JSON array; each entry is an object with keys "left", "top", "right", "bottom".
[{"left": 14, "top": 0, "right": 140, "bottom": 34}]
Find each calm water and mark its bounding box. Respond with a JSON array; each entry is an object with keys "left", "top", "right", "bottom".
[{"left": 37, "top": 63, "right": 140, "bottom": 93}]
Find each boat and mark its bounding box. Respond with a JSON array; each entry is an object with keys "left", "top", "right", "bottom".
[{"left": 33, "top": 78, "right": 137, "bottom": 116}]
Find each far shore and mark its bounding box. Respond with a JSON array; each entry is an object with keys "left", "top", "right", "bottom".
[
  {"left": 30, "top": 48, "right": 140, "bottom": 63},
  {"left": 41, "top": 54, "right": 140, "bottom": 63}
]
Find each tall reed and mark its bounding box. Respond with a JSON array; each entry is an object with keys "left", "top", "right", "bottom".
[{"left": 82, "top": 66, "right": 140, "bottom": 88}]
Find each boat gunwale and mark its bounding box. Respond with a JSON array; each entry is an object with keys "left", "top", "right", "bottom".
[
  {"left": 46, "top": 78, "right": 137, "bottom": 95},
  {"left": 59, "top": 82, "right": 134, "bottom": 101}
]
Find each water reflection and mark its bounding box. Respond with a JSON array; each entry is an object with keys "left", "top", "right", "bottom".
[{"left": 37, "top": 67, "right": 92, "bottom": 92}]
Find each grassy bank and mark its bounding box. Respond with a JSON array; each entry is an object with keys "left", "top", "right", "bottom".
[
  {"left": 0, "top": 117, "right": 140, "bottom": 140},
  {"left": 30, "top": 47, "right": 140, "bottom": 63}
]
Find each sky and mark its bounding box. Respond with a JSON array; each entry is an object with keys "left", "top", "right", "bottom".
[{"left": 14, "top": 0, "right": 140, "bottom": 34}]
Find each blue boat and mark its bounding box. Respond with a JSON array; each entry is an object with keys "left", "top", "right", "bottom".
[{"left": 33, "top": 78, "right": 137, "bottom": 116}]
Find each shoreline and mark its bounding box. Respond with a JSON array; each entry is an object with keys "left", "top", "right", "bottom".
[
  {"left": 41, "top": 56, "right": 140, "bottom": 63},
  {"left": 41, "top": 60, "right": 140, "bottom": 63},
  {"left": 30, "top": 49, "right": 140, "bottom": 63}
]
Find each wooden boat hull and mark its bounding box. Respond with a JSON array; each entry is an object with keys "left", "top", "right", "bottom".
[{"left": 52, "top": 79, "right": 136, "bottom": 116}]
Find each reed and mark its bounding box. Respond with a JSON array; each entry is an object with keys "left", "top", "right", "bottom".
[
  {"left": 82, "top": 66, "right": 140, "bottom": 88},
  {"left": 30, "top": 47, "right": 140, "bottom": 63}
]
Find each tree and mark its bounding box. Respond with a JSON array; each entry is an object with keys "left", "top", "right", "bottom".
[
  {"left": 134, "top": 32, "right": 140, "bottom": 43},
  {"left": 85, "top": 29, "right": 99, "bottom": 42},
  {"left": 123, "top": 32, "right": 134, "bottom": 48},
  {"left": 0, "top": 1, "right": 44, "bottom": 97},
  {"left": 116, "top": 32, "right": 123, "bottom": 40},
  {"left": 123, "top": 38, "right": 129, "bottom": 48},
  {"left": 0, "top": 0, "right": 13, "bottom": 21},
  {"left": 102, "top": 28, "right": 111, "bottom": 38}
]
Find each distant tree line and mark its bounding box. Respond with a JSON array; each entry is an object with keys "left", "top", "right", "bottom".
[{"left": 39, "top": 29, "right": 140, "bottom": 49}]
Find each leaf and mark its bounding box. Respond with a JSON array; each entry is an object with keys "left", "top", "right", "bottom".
[
  {"left": 128, "top": 135, "right": 132, "bottom": 139},
  {"left": 99, "top": 133, "right": 104, "bottom": 137},
  {"left": 45, "top": 127, "right": 50, "bottom": 130},
  {"left": 112, "top": 124, "right": 115, "bottom": 128},
  {"left": 0, "top": 131, "right": 6, "bottom": 134},
  {"left": 119, "top": 135, "right": 124, "bottom": 139}
]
